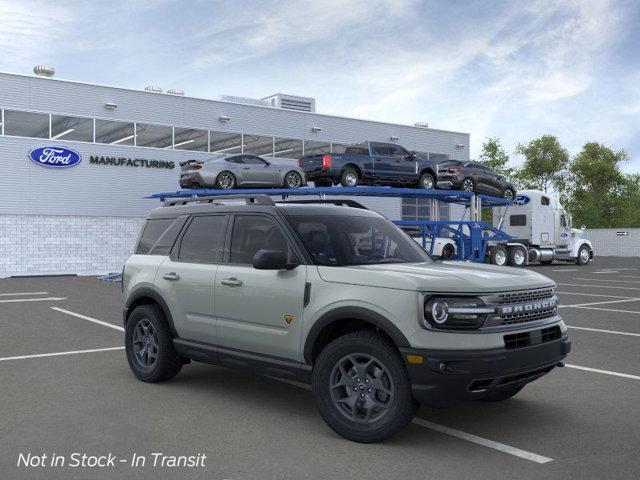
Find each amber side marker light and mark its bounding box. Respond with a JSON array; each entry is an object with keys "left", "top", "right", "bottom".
[{"left": 406, "top": 354, "right": 424, "bottom": 365}]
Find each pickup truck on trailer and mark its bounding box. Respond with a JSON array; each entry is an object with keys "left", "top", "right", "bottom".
[{"left": 298, "top": 142, "right": 440, "bottom": 189}]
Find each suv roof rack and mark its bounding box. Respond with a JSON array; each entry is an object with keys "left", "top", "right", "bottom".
[
  {"left": 277, "top": 199, "right": 368, "bottom": 209},
  {"left": 164, "top": 194, "right": 275, "bottom": 207}
]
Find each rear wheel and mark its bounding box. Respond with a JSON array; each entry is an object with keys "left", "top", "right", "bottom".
[
  {"left": 502, "top": 188, "right": 516, "bottom": 200},
  {"left": 507, "top": 246, "right": 526, "bottom": 267},
  {"left": 441, "top": 243, "right": 455, "bottom": 259},
  {"left": 419, "top": 172, "right": 435, "bottom": 189},
  {"left": 312, "top": 331, "right": 417, "bottom": 443},
  {"left": 284, "top": 171, "right": 303, "bottom": 189},
  {"left": 479, "top": 386, "right": 523, "bottom": 402},
  {"left": 215, "top": 171, "right": 236, "bottom": 190},
  {"left": 125, "top": 304, "right": 182, "bottom": 383},
  {"left": 489, "top": 245, "right": 508, "bottom": 266},
  {"left": 341, "top": 168, "right": 359, "bottom": 187}
]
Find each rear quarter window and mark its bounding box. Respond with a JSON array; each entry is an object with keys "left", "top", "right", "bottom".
[{"left": 136, "top": 217, "right": 186, "bottom": 255}]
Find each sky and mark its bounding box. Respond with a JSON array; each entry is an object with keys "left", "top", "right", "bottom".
[{"left": 1, "top": 0, "right": 639, "bottom": 171}]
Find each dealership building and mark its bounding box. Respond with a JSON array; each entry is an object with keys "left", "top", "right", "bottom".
[{"left": 0, "top": 68, "right": 470, "bottom": 277}]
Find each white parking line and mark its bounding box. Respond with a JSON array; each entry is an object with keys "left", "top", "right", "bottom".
[
  {"left": 557, "top": 291, "right": 637, "bottom": 299},
  {"left": 565, "top": 364, "right": 640, "bottom": 381},
  {"left": 553, "top": 269, "right": 578, "bottom": 272},
  {"left": 0, "top": 291, "right": 49, "bottom": 296},
  {"left": 0, "top": 297, "right": 66, "bottom": 303},
  {"left": 568, "top": 326, "right": 640, "bottom": 337},
  {"left": 592, "top": 271, "right": 619, "bottom": 274},
  {"left": 273, "top": 378, "right": 553, "bottom": 464},
  {"left": 572, "top": 278, "right": 640, "bottom": 285},
  {"left": 559, "top": 298, "right": 640, "bottom": 308},
  {"left": 51, "top": 307, "right": 124, "bottom": 332},
  {"left": 558, "top": 283, "right": 640, "bottom": 291},
  {"left": 411, "top": 418, "right": 553, "bottom": 464},
  {"left": 567, "top": 305, "right": 640, "bottom": 315},
  {"left": 0, "top": 346, "right": 124, "bottom": 362}
]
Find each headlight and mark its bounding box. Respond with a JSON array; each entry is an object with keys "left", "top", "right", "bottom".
[{"left": 422, "top": 297, "right": 495, "bottom": 330}]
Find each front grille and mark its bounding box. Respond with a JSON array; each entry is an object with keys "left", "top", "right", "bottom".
[
  {"left": 501, "top": 306, "right": 557, "bottom": 325},
  {"left": 504, "top": 325, "right": 562, "bottom": 350},
  {"left": 497, "top": 287, "right": 555, "bottom": 304}
]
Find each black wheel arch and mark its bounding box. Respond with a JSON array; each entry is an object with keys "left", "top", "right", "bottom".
[
  {"left": 342, "top": 163, "right": 362, "bottom": 178},
  {"left": 303, "top": 307, "right": 411, "bottom": 364},
  {"left": 419, "top": 167, "right": 436, "bottom": 179},
  {"left": 124, "top": 286, "right": 177, "bottom": 336}
]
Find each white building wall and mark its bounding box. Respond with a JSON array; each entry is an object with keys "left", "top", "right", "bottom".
[{"left": 583, "top": 229, "right": 640, "bottom": 257}]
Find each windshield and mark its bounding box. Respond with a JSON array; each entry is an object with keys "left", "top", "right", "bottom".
[{"left": 286, "top": 215, "right": 433, "bottom": 266}]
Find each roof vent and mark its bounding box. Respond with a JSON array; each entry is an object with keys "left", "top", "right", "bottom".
[
  {"left": 167, "top": 88, "right": 185, "bottom": 96},
  {"left": 262, "top": 93, "right": 316, "bottom": 113},
  {"left": 33, "top": 65, "right": 55, "bottom": 78},
  {"left": 414, "top": 122, "right": 429, "bottom": 128},
  {"left": 144, "top": 85, "right": 163, "bottom": 93}
]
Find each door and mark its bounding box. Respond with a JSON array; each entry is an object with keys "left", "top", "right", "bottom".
[
  {"left": 477, "top": 164, "right": 502, "bottom": 195},
  {"left": 241, "top": 155, "right": 280, "bottom": 185},
  {"left": 370, "top": 143, "right": 393, "bottom": 182},
  {"left": 387, "top": 144, "right": 417, "bottom": 183},
  {"left": 557, "top": 210, "right": 571, "bottom": 247},
  {"left": 215, "top": 214, "right": 307, "bottom": 361},
  {"left": 156, "top": 214, "right": 229, "bottom": 344}
]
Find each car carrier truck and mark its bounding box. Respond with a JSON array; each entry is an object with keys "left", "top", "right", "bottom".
[{"left": 489, "top": 189, "right": 593, "bottom": 266}]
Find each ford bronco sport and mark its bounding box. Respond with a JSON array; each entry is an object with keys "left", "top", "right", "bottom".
[{"left": 123, "top": 194, "right": 570, "bottom": 443}]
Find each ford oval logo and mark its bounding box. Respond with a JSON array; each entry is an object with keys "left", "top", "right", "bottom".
[
  {"left": 514, "top": 195, "right": 530, "bottom": 205},
  {"left": 28, "top": 146, "right": 82, "bottom": 168}
]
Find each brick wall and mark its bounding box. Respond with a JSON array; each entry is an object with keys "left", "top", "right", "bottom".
[{"left": 0, "top": 215, "right": 145, "bottom": 277}]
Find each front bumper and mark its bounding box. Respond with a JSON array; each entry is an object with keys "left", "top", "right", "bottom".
[{"left": 400, "top": 335, "right": 571, "bottom": 407}]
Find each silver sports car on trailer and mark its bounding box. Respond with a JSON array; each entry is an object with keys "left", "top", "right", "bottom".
[{"left": 179, "top": 154, "right": 307, "bottom": 189}]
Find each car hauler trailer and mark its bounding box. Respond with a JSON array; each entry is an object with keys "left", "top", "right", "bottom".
[
  {"left": 492, "top": 189, "right": 593, "bottom": 266},
  {"left": 150, "top": 186, "right": 524, "bottom": 265}
]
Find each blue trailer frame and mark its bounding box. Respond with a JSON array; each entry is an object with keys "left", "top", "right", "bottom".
[{"left": 149, "top": 186, "right": 513, "bottom": 263}]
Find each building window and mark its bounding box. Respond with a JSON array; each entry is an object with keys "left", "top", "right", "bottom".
[
  {"left": 3, "top": 110, "right": 49, "bottom": 139},
  {"left": 273, "top": 137, "right": 303, "bottom": 158},
  {"left": 135, "top": 123, "right": 173, "bottom": 148},
  {"left": 243, "top": 134, "right": 274, "bottom": 156},
  {"left": 95, "top": 119, "right": 135, "bottom": 145},
  {"left": 50, "top": 115, "right": 94, "bottom": 142},
  {"left": 303, "top": 140, "right": 331, "bottom": 156},
  {"left": 173, "top": 127, "right": 208, "bottom": 151},
  {"left": 210, "top": 131, "right": 242, "bottom": 154},
  {"left": 401, "top": 199, "right": 449, "bottom": 221}
]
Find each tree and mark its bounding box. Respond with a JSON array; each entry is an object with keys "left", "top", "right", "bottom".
[
  {"left": 478, "top": 137, "right": 515, "bottom": 178},
  {"left": 566, "top": 142, "right": 628, "bottom": 228},
  {"left": 515, "top": 135, "right": 569, "bottom": 193}
]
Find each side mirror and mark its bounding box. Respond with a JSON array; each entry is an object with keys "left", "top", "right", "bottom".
[
  {"left": 252, "top": 249, "right": 298, "bottom": 270},
  {"left": 581, "top": 225, "right": 586, "bottom": 230}
]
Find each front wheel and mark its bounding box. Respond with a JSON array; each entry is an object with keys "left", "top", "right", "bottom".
[
  {"left": 125, "top": 304, "right": 182, "bottom": 383},
  {"left": 462, "top": 178, "right": 475, "bottom": 192},
  {"left": 284, "top": 171, "right": 303, "bottom": 189},
  {"left": 441, "top": 243, "right": 455, "bottom": 259},
  {"left": 419, "top": 172, "right": 435, "bottom": 190},
  {"left": 312, "top": 331, "right": 417, "bottom": 443},
  {"left": 576, "top": 245, "right": 591, "bottom": 265}
]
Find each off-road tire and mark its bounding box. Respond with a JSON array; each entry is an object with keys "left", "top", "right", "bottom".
[
  {"left": 479, "top": 386, "right": 523, "bottom": 402},
  {"left": 125, "top": 304, "right": 182, "bottom": 383},
  {"left": 312, "top": 331, "right": 418, "bottom": 443}
]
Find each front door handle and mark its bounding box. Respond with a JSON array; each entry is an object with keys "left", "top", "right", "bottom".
[
  {"left": 220, "top": 277, "right": 243, "bottom": 287},
  {"left": 162, "top": 272, "right": 180, "bottom": 281}
]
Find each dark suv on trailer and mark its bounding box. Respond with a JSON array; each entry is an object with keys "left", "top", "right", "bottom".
[{"left": 437, "top": 160, "right": 516, "bottom": 199}]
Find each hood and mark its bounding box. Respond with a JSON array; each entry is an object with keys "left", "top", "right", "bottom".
[{"left": 317, "top": 261, "right": 554, "bottom": 293}]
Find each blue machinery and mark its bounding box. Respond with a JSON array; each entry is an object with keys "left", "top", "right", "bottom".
[{"left": 150, "top": 187, "right": 513, "bottom": 263}]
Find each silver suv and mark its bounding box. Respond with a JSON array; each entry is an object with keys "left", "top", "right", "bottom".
[{"left": 123, "top": 194, "right": 570, "bottom": 443}]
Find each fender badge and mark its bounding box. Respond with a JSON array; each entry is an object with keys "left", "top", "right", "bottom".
[{"left": 283, "top": 314, "right": 294, "bottom": 324}]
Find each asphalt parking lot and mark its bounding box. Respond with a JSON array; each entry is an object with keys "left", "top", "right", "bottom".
[{"left": 1, "top": 257, "right": 639, "bottom": 480}]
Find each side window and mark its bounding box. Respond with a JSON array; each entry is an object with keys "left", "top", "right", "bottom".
[
  {"left": 226, "top": 156, "right": 244, "bottom": 164},
  {"left": 510, "top": 215, "right": 527, "bottom": 226},
  {"left": 243, "top": 155, "right": 267, "bottom": 165},
  {"left": 541, "top": 196, "right": 550, "bottom": 206},
  {"left": 136, "top": 218, "right": 174, "bottom": 254},
  {"left": 560, "top": 215, "right": 567, "bottom": 228},
  {"left": 230, "top": 215, "right": 289, "bottom": 264},
  {"left": 149, "top": 215, "right": 188, "bottom": 255},
  {"left": 387, "top": 145, "right": 405, "bottom": 157},
  {"left": 178, "top": 215, "right": 228, "bottom": 263},
  {"left": 372, "top": 144, "right": 390, "bottom": 156}
]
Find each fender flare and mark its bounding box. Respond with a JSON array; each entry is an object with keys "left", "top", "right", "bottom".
[
  {"left": 571, "top": 239, "right": 593, "bottom": 258},
  {"left": 124, "top": 286, "right": 177, "bottom": 336},
  {"left": 303, "top": 306, "right": 411, "bottom": 364}
]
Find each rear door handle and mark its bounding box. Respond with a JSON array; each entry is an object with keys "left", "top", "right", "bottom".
[
  {"left": 162, "top": 272, "right": 180, "bottom": 281},
  {"left": 220, "top": 277, "right": 243, "bottom": 287}
]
